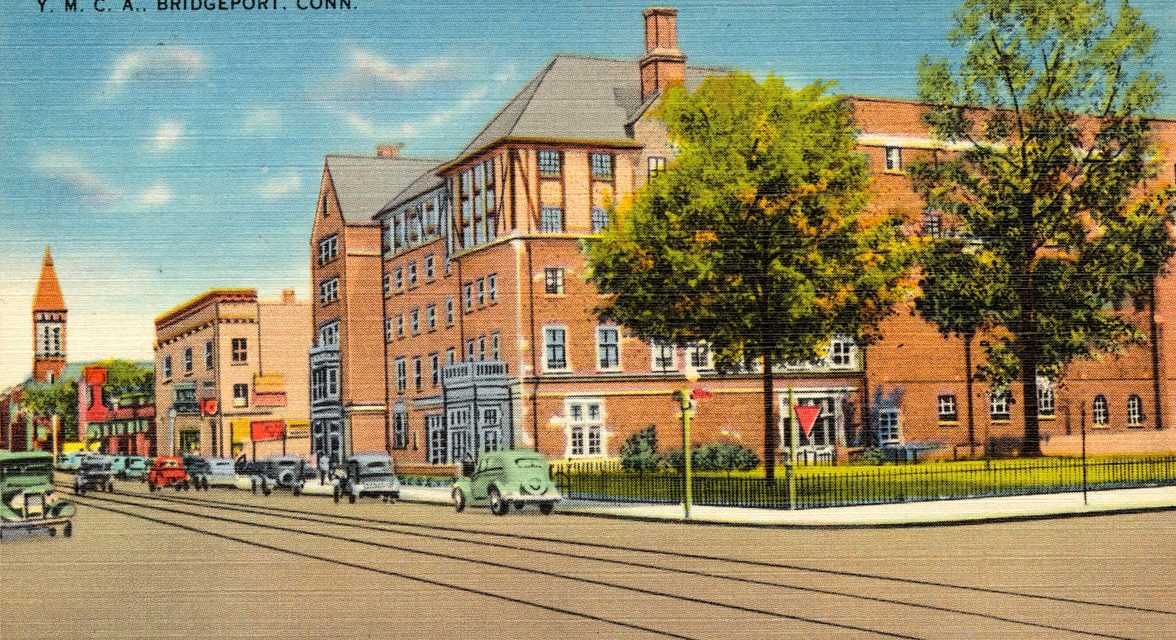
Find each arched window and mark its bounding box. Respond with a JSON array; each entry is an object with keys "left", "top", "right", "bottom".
[
  {"left": 1092, "top": 395, "right": 1108, "bottom": 426},
  {"left": 1126, "top": 394, "right": 1143, "bottom": 426}
]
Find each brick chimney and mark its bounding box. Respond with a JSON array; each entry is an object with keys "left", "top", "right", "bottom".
[
  {"left": 282, "top": 288, "right": 296, "bottom": 303},
  {"left": 639, "top": 7, "right": 686, "bottom": 100},
  {"left": 376, "top": 144, "right": 400, "bottom": 158}
]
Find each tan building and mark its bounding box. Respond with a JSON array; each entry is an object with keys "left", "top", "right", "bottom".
[{"left": 154, "top": 288, "right": 312, "bottom": 460}]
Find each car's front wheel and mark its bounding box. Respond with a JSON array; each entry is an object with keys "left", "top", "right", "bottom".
[
  {"left": 488, "top": 487, "right": 507, "bottom": 516},
  {"left": 540, "top": 502, "right": 554, "bottom": 515},
  {"left": 452, "top": 487, "right": 466, "bottom": 513}
]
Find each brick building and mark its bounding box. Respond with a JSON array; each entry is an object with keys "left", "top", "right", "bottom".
[
  {"left": 310, "top": 7, "right": 1176, "bottom": 466},
  {"left": 154, "top": 288, "right": 312, "bottom": 460}
]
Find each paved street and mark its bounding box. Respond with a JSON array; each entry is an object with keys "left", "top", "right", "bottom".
[{"left": 2, "top": 479, "right": 1174, "bottom": 640}]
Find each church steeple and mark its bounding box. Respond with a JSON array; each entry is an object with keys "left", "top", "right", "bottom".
[{"left": 32, "top": 246, "right": 67, "bottom": 383}]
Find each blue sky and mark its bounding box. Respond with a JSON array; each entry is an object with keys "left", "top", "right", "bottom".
[{"left": 1, "top": 0, "right": 1174, "bottom": 387}]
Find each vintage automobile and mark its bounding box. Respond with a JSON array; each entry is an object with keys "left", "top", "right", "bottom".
[
  {"left": 73, "top": 454, "right": 115, "bottom": 495},
  {"left": 236, "top": 458, "right": 271, "bottom": 494},
  {"left": 1, "top": 450, "right": 75, "bottom": 539},
  {"left": 262, "top": 455, "right": 314, "bottom": 495},
  {"left": 451, "top": 449, "right": 560, "bottom": 515},
  {"left": 107, "top": 455, "right": 128, "bottom": 478},
  {"left": 146, "top": 457, "right": 189, "bottom": 491},
  {"left": 56, "top": 450, "right": 85, "bottom": 471},
  {"left": 182, "top": 454, "right": 212, "bottom": 490},
  {"left": 122, "top": 456, "right": 148, "bottom": 480},
  {"left": 333, "top": 452, "right": 401, "bottom": 504},
  {"left": 199, "top": 457, "right": 238, "bottom": 489}
]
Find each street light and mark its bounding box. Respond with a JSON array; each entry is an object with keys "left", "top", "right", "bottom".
[{"left": 674, "top": 370, "right": 701, "bottom": 519}]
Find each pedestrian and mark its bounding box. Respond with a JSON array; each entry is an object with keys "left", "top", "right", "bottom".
[{"left": 318, "top": 452, "right": 329, "bottom": 484}]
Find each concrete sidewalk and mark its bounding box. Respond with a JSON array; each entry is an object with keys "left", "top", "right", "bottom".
[{"left": 398, "top": 483, "right": 1176, "bottom": 527}]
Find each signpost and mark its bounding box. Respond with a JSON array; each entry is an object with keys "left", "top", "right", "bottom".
[
  {"left": 786, "top": 391, "right": 822, "bottom": 510},
  {"left": 674, "top": 385, "right": 711, "bottom": 520}
]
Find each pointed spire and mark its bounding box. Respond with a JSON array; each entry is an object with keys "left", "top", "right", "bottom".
[{"left": 33, "top": 246, "right": 66, "bottom": 311}]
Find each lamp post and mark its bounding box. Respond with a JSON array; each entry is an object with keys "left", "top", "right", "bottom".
[
  {"left": 675, "top": 371, "right": 701, "bottom": 519},
  {"left": 168, "top": 407, "right": 176, "bottom": 457}
]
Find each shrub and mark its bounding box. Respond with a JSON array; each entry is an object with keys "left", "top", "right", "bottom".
[{"left": 620, "top": 424, "right": 661, "bottom": 473}]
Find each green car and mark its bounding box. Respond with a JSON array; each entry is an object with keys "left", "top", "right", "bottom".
[
  {"left": 1, "top": 450, "right": 76, "bottom": 539},
  {"left": 451, "top": 449, "right": 560, "bottom": 516}
]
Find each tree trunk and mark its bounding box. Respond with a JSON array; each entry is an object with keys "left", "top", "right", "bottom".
[
  {"left": 763, "top": 351, "right": 776, "bottom": 481},
  {"left": 964, "top": 332, "right": 976, "bottom": 456},
  {"left": 1150, "top": 277, "right": 1164, "bottom": 430},
  {"left": 1019, "top": 276, "right": 1042, "bottom": 457}
]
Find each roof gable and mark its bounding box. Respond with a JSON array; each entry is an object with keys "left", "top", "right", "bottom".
[{"left": 323, "top": 155, "right": 443, "bottom": 223}]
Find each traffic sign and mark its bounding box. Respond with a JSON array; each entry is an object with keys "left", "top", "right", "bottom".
[
  {"left": 690, "top": 388, "right": 713, "bottom": 401},
  {"left": 793, "top": 404, "right": 821, "bottom": 438}
]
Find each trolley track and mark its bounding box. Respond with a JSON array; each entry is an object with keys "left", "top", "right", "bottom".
[{"left": 63, "top": 484, "right": 1169, "bottom": 640}]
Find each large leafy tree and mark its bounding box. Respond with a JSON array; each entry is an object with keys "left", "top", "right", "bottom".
[
  {"left": 585, "top": 73, "right": 914, "bottom": 480},
  {"left": 912, "top": 0, "right": 1175, "bottom": 455},
  {"left": 20, "top": 359, "right": 153, "bottom": 443}
]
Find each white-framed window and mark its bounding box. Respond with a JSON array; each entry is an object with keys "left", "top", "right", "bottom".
[
  {"left": 544, "top": 326, "right": 568, "bottom": 371},
  {"left": 487, "top": 274, "right": 497, "bottom": 302},
  {"left": 394, "top": 268, "right": 404, "bottom": 291},
  {"left": 319, "top": 278, "right": 339, "bottom": 304},
  {"left": 162, "top": 355, "right": 172, "bottom": 379},
  {"left": 414, "top": 356, "right": 422, "bottom": 391},
  {"left": 424, "top": 254, "right": 435, "bottom": 280},
  {"left": 426, "top": 304, "right": 436, "bottom": 330},
  {"left": 591, "top": 207, "right": 610, "bottom": 233},
  {"left": 538, "top": 149, "right": 561, "bottom": 177},
  {"left": 183, "top": 347, "right": 193, "bottom": 373},
  {"left": 464, "top": 282, "right": 473, "bottom": 309},
  {"left": 326, "top": 367, "right": 338, "bottom": 398},
  {"left": 312, "top": 367, "right": 339, "bottom": 402},
  {"left": 392, "top": 405, "right": 408, "bottom": 449},
  {"left": 938, "top": 394, "right": 957, "bottom": 421},
  {"left": 647, "top": 155, "right": 666, "bottom": 180},
  {"left": 383, "top": 272, "right": 391, "bottom": 296},
  {"left": 990, "top": 389, "right": 1011, "bottom": 421},
  {"left": 596, "top": 326, "right": 620, "bottom": 370},
  {"left": 478, "top": 335, "right": 486, "bottom": 361},
  {"left": 1092, "top": 394, "right": 1108, "bottom": 426},
  {"left": 396, "top": 313, "right": 404, "bottom": 338},
  {"left": 566, "top": 398, "right": 605, "bottom": 457},
  {"left": 445, "top": 296, "right": 455, "bottom": 325},
  {"left": 233, "top": 383, "right": 249, "bottom": 408},
  {"left": 1127, "top": 394, "right": 1143, "bottom": 426},
  {"left": 446, "top": 347, "right": 456, "bottom": 366},
  {"left": 318, "top": 234, "right": 338, "bottom": 265},
  {"left": 318, "top": 321, "right": 339, "bottom": 347},
  {"left": 466, "top": 339, "right": 475, "bottom": 361},
  {"left": 590, "top": 152, "right": 613, "bottom": 179},
  {"left": 476, "top": 278, "right": 485, "bottom": 306},
  {"left": 1037, "top": 377, "right": 1055, "bottom": 417},
  {"left": 430, "top": 353, "right": 440, "bottom": 386},
  {"left": 204, "top": 341, "right": 214, "bottom": 369},
  {"left": 828, "top": 336, "right": 857, "bottom": 368},
  {"left": 384, "top": 317, "right": 392, "bottom": 341},
  {"left": 885, "top": 146, "right": 902, "bottom": 172},
  {"left": 651, "top": 339, "right": 676, "bottom": 371},
  {"left": 410, "top": 308, "right": 420, "bottom": 334},
  {"left": 231, "top": 338, "right": 248, "bottom": 363},
  {"left": 407, "top": 261, "right": 418, "bottom": 286},
  {"left": 686, "top": 342, "right": 713, "bottom": 372},
  {"left": 491, "top": 332, "right": 500, "bottom": 361},
  {"left": 540, "top": 206, "right": 563, "bottom": 232},
  {"left": 395, "top": 358, "right": 407, "bottom": 393},
  {"left": 544, "top": 267, "right": 564, "bottom": 294},
  {"left": 876, "top": 408, "right": 901, "bottom": 443}
]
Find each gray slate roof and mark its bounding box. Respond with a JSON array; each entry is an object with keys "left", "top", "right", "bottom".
[
  {"left": 453, "top": 54, "right": 727, "bottom": 163},
  {"left": 379, "top": 168, "right": 445, "bottom": 216},
  {"left": 324, "top": 155, "right": 443, "bottom": 224}
]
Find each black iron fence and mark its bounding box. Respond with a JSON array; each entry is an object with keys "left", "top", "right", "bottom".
[{"left": 552, "top": 455, "right": 1176, "bottom": 510}]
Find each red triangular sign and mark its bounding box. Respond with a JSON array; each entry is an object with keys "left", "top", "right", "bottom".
[{"left": 794, "top": 404, "right": 821, "bottom": 437}]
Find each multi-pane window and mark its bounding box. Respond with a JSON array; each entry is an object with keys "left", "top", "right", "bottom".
[
  {"left": 318, "top": 321, "right": 339, "bottom": 347},
  {"left": 385, "top": 317, "right": 392, "bottom": 341},
  {"left": 476, "top": 278, "right": 485, "bottom": 306},
  {"left": 319, "top": 278, "right": 339, "bottom": 303},
  {"left": 1037, "top": 378, "right": 1055, "bottom": 417},
  {"left": 204, "top": 341, "right": 213, "bottom": 368},
  {"left": 478, "top": 335, "right": 486, "bottom": 361},
  {"left": 544, "top": 326, "right": 568, "bottom": 370},
  {"left": 687, "top": 342, "right": 712, "bottom": 371},
  {"left": 410, "top": 308, "right": 420, "bottom": 334},
  {"left": 487, "top": 274, "right": 497, "bottom": 302},
  {"left": 395, "top": 358, "right": 407, "bottom": 393},
  {"left": 566, "top": 400, "right": 604, "bottom": 457},
  {"left": 828, "top": 336, "right": 856, "bottom": 368},
  {"left": 1127, "top": 394, "right": 1143, "bottom": 426},
  {"left": 464, "top": 283, "right": 473, "bottom": 309},
  {"left": 233, "top": 383, "right": 249, "bottom": 407},
  {"left": 426, "top": 304, "right": 436, "bottom": 330},
  {"left": 990, "top": 390, "right": 1011, "bottom": 420},
  {"left": 540, "top": 206, "right": 563, "bottom": 232},
  {"left": 591, "top": 207, "right": 610, "bottom": 233},
  {"left": 424, "top": 254, "right": 435, "bottom": 280},
  {"left": 393, "top": 407, "right": 408, "bottom": 449},
  {"left": 923, "top": 210, "right": 941, "bottom": 238},
  {"left": 396, "top": 313, "right": 404, "bottom": 338},
  {"left": 876, "top": 409, "right": 901, "bottom": 443},
  {"left": 407, "top": 262, "right": 418, "bottom": 286},
  {"left": 491, "top": 332, "right": 500, "bottom": 361},
  {"left": 414, "top": 357, "right": 422, "bottom": 391},
  {"left": 590, "top": 152, "right": 613, "bottom": 179},
  {"left": 885, "top": 146, "right": 902, "bottom": 171},
  {"left": 445, "top": 296, "right": 455, "bottom": 324},
  {"left": 651, "top": 340, "right": 675, "bottom": 371},
  {"left": 394, "top": 268, "right": 404, "bottom": 291},
  {"left": 162, "top": 355, "right": 172, "bottom": 379},
  {"left": 231, "top": 338, "right": 248, "bottom": 362},
  {"left": 544, "top": 267, "right": 564, "bottom": 294},
  {"left": 538, "top": 149, "right": 561, "bottom": 176},
  {"left": 446, "top": 347, "right": 456, "bottom": 366},
  {"left": 1092, "top": 394, "right": 1108, "bottom": 425},
  {"left": 597, "top": 326, "right": 620, "bottom": 370},
  {"left": 938, "top": 394, "right": 957, "bottom": 421},
  {"left": 318, "top": 234, "right": 338, "bottom": 265},
  {"left": 183, "top": 347, "right": 193, "bottom": 373},
  {"left": 647, "top": 155, "right": 666, "bottom": 180},
  {"left": 383, "top": 272, "right": 391, "bottom": 296},
  {"left": 466, "top": 339, "right": 476, "bottom": 361},
  {"left": 430, "top": 353, "right": 440, "bottom": 386}
]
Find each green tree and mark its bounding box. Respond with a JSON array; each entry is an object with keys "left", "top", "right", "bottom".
[
  {"left": 90, "top": 358, "right": 154, "bottom": 405},
  {"left": 586, "top": 73, "right": 915, "bottom": 480},
  {"left": 912, "top": 0, "right": 1175, "bottom": 455},
  {"left": 21, "top": 379, "right": 78, "bottom": 442},
  {"left": 620, "top": 424, "right": 661, "bottom": 473}
]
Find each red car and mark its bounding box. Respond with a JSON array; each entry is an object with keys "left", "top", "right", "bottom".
[{"left": 147, "top": 457, "right": 190, "bottom": 491}]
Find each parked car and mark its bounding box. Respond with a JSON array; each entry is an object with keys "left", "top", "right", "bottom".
[
  {"left": 147, "top": 457, "right": 189, "bottom": 491},
  {"left": 107, "top": 455, "right": 128, "bottom": 478},
  {"left": 452, "top": 449, "right": 560, "bottom": 515},
  {"left": 201, "top": 458, "right": 238, "bottom": 488},
  {"left": 333, "top": 453, "right": 401, "bottom": 504},
  {"left": 73, "top": 454, "right": 115, "bottom": 495},
  {"left": 262, "top": 455, "right": 313, "bottom": 495},
  {"left": 56, "top": 451, "right": 85, "bottom": 471},
  {"left": 1, "top": 450, "right": 75, "bottom": 539},
  {"left": 235, "top": 458, "right": 271, "bottom": 494},
  {"left": 122, "top": 456, "right": 148, "bottom": 480},
  {"left": 182, "top": 454, "right": 211, "bottom": 491}
]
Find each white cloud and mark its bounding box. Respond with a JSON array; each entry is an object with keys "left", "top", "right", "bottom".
[
  {"left": 346, "top": 49, "right": 457, "bottom": 89},
  {"left": 152, "top": 121, "right": 185, "bottom": 151},
  {"left": 101, "top": 46, "right": 206, "bottom": 98},
  {"left": 255, "top": 172, "right": 302, "bottom": 199},
  {"left": 32, "top": 152, "right": 173, "bottom": 209},
  {"left": 239, "top": 108, "right": 282, "bottom": 134},
  {"left": 137, "top": 184, "right": 173, "bottom": 206}
]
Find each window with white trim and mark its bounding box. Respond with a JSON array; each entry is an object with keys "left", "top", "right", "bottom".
[
  {"left": 876, "top": 408, "right": 900, "bottom": 444},
  {"left": 1127, "top": 394, "right": 1143, "bottom": 426},
  {"left": 318, "top": 234, "right": 338, "bottom": 265},
  {"left": 426, "top": 304, "right": 436, "bottom": 330},
  {"left": 446, "top": 347, "right": 455, "bottom": 366},
  {"left": 204, "top": 341, "right": 214, "bottom": 368},
  {"left": 596, "top": 326, "right": 620, "bottom": 370},
  {"left": 233, "top": 383, "right": 249, "bottom": 408},
  {"left": 445, "top": 296, "right": 455, "bottom": 325},
  {"left": 319, "top": 278, "right": 339, "bottom": 304},
  {"left": 544, "top": 268, "right": 564, "bottom": 294},
  {"left": 544, "top": 326, "right": 568, "bottom": 370},
  {"left": 884, "top": 146, "right": 902, "bottom": 172},
  {"left": 384, "top": 317, "right": 392, "bottom": 341},
  {"left": 394, "top": 268, "right": 404, "bottom": 291},
  {"left": 1037, "top": 377, "right": 1054, "bottom": 417},
  {"left": 938, "top": 394, "right": 957, "bottom": 421},
  {"left": 476, "top": 278, "right": 485, "bottom": 306},
  {"left": 395, "top": 358, "right": 407, "bottom": 393},
  {"left": 396, "top": 313, "right": 404, "bottom": 338},
  {"left": 686, "top": 342, "right": 713, "bottom": 371},
  {"left": 424, "top": 254, "right": 435, "bottom": 280},
  {"left": 383, "top": 272, "right": 391, "bottom": 296},
  {"left": 478, "top": 335, "right": 486, "bottom": 361},
  {"left": 487, "top": 274, "right": 497, "bottom": 302},
  {"left": 1092, "top": 394, "right": 1108, "bottom": 425},
  {"left": 990, "top": 389, "right": 1011, "bottom": 421},
  {"left": 162, "top": 355, "right": 172, "bottom": 379},
  {"left": 410, "top": 308, "right": 420, "bottom": 334},
  {"left": 566, "top": 399, "right": 605, "bottom": 457},
  {"left": 183, "top": 347, "right": 193, "bottom": 373},
  {"left": 466, "top": 339, "right": 475, "bottom": 361},
  {"left": 413, "top": 356, "right": 422, "bottom": 391},
  {"left": 648, "top": 155, "right": 666, "bottom": 180},
  {"left": 430, "top": 353, "right": 440, "bottom": 386},
  {"left": 828, "top": 336, "right": 857, "bottom": 368},
  {"left": 392, "top": 405, "right": 408, "bottom": 449},
  {"left": 318, "top": 321, "right": 339, "bottom": 347},
  {"left": 491, "top": 332, "right": 500, "bottom": 361},
  {"left": 651, "top": 339, "right": 675, "bottom": 371},
  {"left": 464, "top": 282, "right": 473, "bottom": 309}
]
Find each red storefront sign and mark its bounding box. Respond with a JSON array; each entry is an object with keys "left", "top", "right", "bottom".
[{"left": 250, "top": 419, "right": 286, "bottom": 441}]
